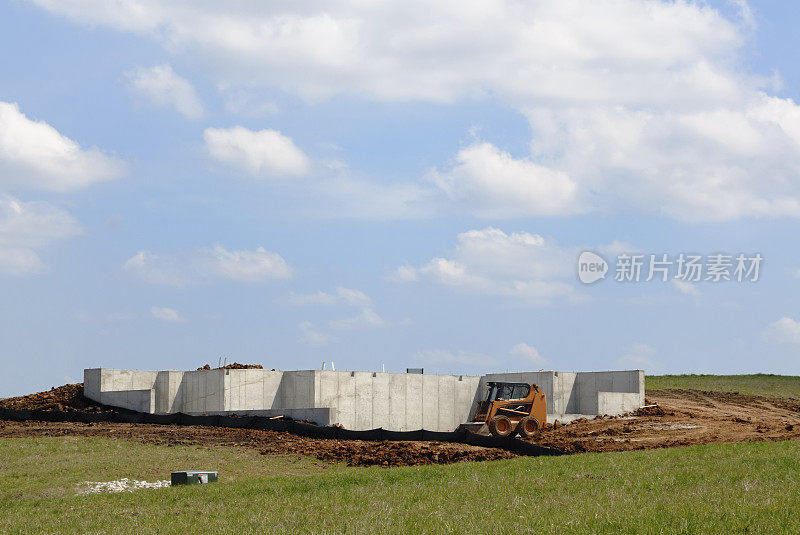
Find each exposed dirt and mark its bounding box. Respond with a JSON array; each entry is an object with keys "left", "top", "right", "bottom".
[
  {"left": 0, "top": 420, "right": 515, "bottom": 467},
  {"left": 0, "top": 383, "right": 126, "bottom": 413},
  {"left": 3, "top": 386, "right": 800, "bottom": 465},
  {"left": 196, "top": 363, "right": 265, "bottom": 370},
  {"left": 526, "top": 389, "right": 800, "bottom": 453}
]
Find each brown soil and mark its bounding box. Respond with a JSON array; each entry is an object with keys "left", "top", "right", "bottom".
[
  {"left": 0, "top": 420, "right": 515, "bottom": 467},
  {"left": 3, "top": 386, "right": 800, "bottom": 466},
  {"left": 196, "top": 363, "right": 264, "bottom": 370},
  {"left": 0, "top": 383, "right": 124, "bottom": 413},
  {"left": 527, "top": 389, "right": 800, "bottom": 453}
]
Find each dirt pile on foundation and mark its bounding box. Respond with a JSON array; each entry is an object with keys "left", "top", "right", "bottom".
[
  {"left": 0, "top": 383, "right": 113, "bottom": 413},
  {"left": 196, "top": 363, "right": 264, "bottom": 370}
]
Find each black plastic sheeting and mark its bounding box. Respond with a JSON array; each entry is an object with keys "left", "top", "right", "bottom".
[{"left": 0, "top": 408, "right": 565, "bottom": 457}]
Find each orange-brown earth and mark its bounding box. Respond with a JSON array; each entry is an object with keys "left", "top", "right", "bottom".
[
  {"left": 527, "top": 389, "right": 800, "bottom": 453},
  {"left": 2, "top": 385, "right": 799, "bottom": 466}
]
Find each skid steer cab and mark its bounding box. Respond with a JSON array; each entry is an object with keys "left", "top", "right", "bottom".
[{"left": 470, "top": 382, "right": 547, "bottom": 438}]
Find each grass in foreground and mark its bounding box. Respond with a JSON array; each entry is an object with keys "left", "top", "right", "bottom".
[
  {"left": 646, "top": 373, "right": 800, "bottom": 399},
  {"left": 1, "top": 436, "right": 800, "bottom": 533}
]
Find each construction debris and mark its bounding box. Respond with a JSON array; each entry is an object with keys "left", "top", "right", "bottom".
[
  {"left": 196, "top": 363, "right": 264, "bottom": 370},
  {"left": 80, "top": 478, "right": 170, "bottom": 494}
]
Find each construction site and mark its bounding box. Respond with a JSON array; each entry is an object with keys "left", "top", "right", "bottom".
[
  {"left": 82, "top": 366, "right": 645, "bottom": 430},
  {"left": 2, "top": 366, "right": 799, "bottom": 467}
]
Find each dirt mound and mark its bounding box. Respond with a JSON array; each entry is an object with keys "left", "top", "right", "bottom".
[
  {"left": 0, "top": 383, "right": 114, "bottom": 413},
  {"left": 633, "top": 404, "right": 666, "bottom": 416},
  {"left": 197, "top": 363, "right": 264, "bottom": 370},
  {"left": 273, "top": 439, "right": 516, "bottom": 467}
]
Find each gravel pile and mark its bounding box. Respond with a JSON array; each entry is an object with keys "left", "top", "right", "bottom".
[{"left": 81, "top": 478, "right": 171, "bottom": 494}]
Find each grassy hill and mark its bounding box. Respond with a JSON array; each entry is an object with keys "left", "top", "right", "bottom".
[
  {"left": 646, "top": 373, "right": 800, "bottom": 399},
  {"left": 2, "top": 436, "right": 800, "bottom": 533}
]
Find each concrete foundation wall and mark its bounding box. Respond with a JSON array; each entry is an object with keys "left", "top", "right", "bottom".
[
  {"left": 314, "top": 371, "right": 479, "bottom": 432},
  {"left": 479, "top": 370, "right": 644, "bottom": 419},
  {"left": 84, "top": 367, "right": 644, "bottom": 431}
]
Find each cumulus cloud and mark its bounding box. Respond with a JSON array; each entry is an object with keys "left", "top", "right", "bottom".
[
  {"left": 124, "top": 245, "right": 291, "bottom": 286},
  {"left": 763, "top": 318, "right": 800, "bottom": 344},
  {"left": 393, "top": 227, "right": 584, "bottom": 305},
  {"left": 31, "top": 0, "right": 800, "bottom": 221},
  {"left": 150, "top": 306, "right": 185, "bottom": 323},
  {"left": 125, "top": 65, "right": 203, "bottom": 119},
  {"left": 510, "top": 343, "right": 547, "bottom": 366},
  {"left": 0, "top": 196, "right": 82, "bottom": 275},
  {"left": 288, "top": 287, "right": 371, "bottom": 307},
  {"left": 27, "top": 0, "right": 746, "bottom": 103},
  {"left": 0, "top": 102, "right": 123, "bottom": 191},
  {"left": 430, "top": 142, "right": 580, "bottom": 217},
  {"left": 672, "top": 279, "right": 700, "bottom": 296},
  {"left": 204, "top": 126, "right": 310, "bottom": 178}
]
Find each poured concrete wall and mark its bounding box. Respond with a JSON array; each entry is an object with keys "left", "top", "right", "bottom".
[
  {"left": 314, "top": 371, "right": 479, "bottom": 432},
  {"left": 84, "top": 368, "right": 157, "bottom": 412},
  {"left": 84, "top": 367, "right": 644, "bottom": 430},
  {"left": 481, "top": 370, "right": 644, "bottom": 419}
]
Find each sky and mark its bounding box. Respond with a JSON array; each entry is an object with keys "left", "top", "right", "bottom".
[{"left": 1, "top": 0, "right": 800, "bottom": 396}]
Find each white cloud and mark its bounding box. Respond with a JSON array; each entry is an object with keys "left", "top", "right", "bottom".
[
  {"left": 510, "top": 342, "right": 547, "bottom": 366},
  {"left": 763, "top": 318, "right": 800, "bottom": 344},
  {"left": 204, "top": 126, "right": 310, "bottom": 177},
  {"left": 288, "top": 287, "right": 371, "bottom": 307},
  {"left": 430, "top": 142, "right": 580, "bottom": 217},
  {"left": 328, "top": 308, "right": 387, "bottom": 330},
  {"left": 521, "top": 101, "right": 800, "bottom": 221},
  {"left": 32, "top": 0, "right": 800, "bottom": 221},
  {"left": 203, "top": 246, "right": 291, "bottom": 282},
  {"left": 0, "top": 196, "right": 82, "bottom": 275},
  {"left": 617, "top": 343, "right": 656, "bottom": 370},
  {"left": 150, "top": 306, "right": 185, "bottom": 323},
  {"left": 0, "top": 102, "right": 123, "bottom": 191},
  {"left": 28, "top": 0, "right": 746, "bottom": 104},
  {"left": 299, "top": 321, "right": 336, "bottom": 346},
  {"left": 393, "top": 227, "right": 584, "bottom": 305},
  {"left": 125, "top": 65, "right": 203, "bottom": 119},
  {"left": 124, "top": 245, "right": 291, "bottom": 286},
  {"left": 672, "top": 279, "right": 700, "bottom": 296}
]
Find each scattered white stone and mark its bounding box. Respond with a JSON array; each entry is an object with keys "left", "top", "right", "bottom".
[
  {"left": 80, "top": 478, "right": 171, "bottom": 494},
  {"left": 638, "top": 422, "right": 701, "bottom": 431}
]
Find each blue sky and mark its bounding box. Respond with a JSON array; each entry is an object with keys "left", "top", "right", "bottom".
[{"left": 1, "top": 0, "right": 799, "bottom": 396}]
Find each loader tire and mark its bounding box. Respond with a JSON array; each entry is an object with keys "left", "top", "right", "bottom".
[
  {"left": 488, "top": 415, "right": 513, "bottom": 437},
  {"left": 518, "top": 416, "right": 541, "bottom": 438}
]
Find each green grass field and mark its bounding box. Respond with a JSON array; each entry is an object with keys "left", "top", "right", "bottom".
[
  {"left": 2, "top": 436, "right": 800, "bottom": 534},
  {"left": 646, "top": 373, "right": 800, "bottom": 398}
]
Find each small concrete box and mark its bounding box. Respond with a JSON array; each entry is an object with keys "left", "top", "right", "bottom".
[{"left": 171, "top": 471, "right": 218, "bottom": 485}]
